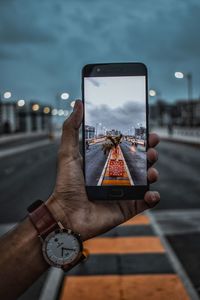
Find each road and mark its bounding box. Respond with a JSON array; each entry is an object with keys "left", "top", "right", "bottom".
[
  {"left": 0, "top": 140, "right": 200, "bottom": 221},
  {"left": 85, "top": 143, "right": 108, "bottom": 185},
  {"left": 0, "top": 142, "right": 58, "bottom": 222},
  {"left": 0, "top": 139, "right": 200, "bottom": 298},
  {"left": 120, "top": 141, "right": 146, "bottom": 185},
  {"left": 85, "top": 141, "right": 146, "bottom": 186},
  {"left": 154, "top": 140, "right": 200, "bottom": 209}
]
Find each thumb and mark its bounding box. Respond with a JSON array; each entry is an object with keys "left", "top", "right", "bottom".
[{"left": 59, "top": 100, "right": 83, "bottom": 157}]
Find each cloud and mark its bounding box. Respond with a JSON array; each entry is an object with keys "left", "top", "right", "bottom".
[
  {"left": 0, "top": 0, "right": 200, "bottom": 106},
  {"left": 87, "top": 101, "right": 146, "bottom": 132}
]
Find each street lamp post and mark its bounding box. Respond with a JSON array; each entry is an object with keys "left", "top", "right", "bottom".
[
  {"left": 174, "top": 72, "right": 193, "bottom": 102},
  {"left": 174, "top": 71, "right": 193, "bottom": 126},
  {"left": 96, "top": 122, "right": 102, "bottom": 138}
]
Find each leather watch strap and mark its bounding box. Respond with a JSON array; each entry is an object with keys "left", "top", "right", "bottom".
[{"left": 27, "top": 200, "right": 59, "bottom": 239}]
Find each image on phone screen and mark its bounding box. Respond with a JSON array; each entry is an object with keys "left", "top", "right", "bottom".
[{"left": 84, "top": 75, "right": 147, "bottom": 187}]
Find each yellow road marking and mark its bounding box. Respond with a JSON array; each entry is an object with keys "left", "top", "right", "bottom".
[
  {"left": 60, "top": 275, "right": 190, "bottom": 300},
  {"left": 84, "top": 237, "right": 165, "bottom": 254},
  {"left": 122, "top": 214, "right": 150, "bottom": 225}
]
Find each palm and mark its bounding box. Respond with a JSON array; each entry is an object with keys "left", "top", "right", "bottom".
[
  {"left": 53, "top": 154, "right": 151, "bottom": 241},
  {"left": 49, "top": 100, "right": 159, "bottom": 241}
]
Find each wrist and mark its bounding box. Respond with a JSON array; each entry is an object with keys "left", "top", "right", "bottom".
[{"left": 45, "top": 195, "right": 71, "bottom": 230}]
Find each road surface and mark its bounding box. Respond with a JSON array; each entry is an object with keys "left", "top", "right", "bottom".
[
  {"left": 85, "top": 141, "right": 146, "bottom": 186},
  {"left": 0, "top": 139, "right": 200, "bottom": 298}
]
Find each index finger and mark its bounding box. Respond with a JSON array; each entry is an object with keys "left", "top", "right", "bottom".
[{"left": 148, "top": 133, "right": 160, "bottom": 148}]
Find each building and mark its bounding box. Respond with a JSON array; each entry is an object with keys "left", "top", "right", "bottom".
[
  {"left": 85, "top": 125, "right": 95, "bottom": 139},
  {"left": 0, "top": 101, "right": 52, "bottom": 135},
  {"left": 149, "top": 99, "right": 200, "bottom": 127},
  {"left": 0, "top": 102, "right": 17, "bottom": 134},
  {"left": 106, "top": 129, "right": 121, "bottom": 136},
  {"left": 135, "top": 126, "right": 146, "bottom": 139}
]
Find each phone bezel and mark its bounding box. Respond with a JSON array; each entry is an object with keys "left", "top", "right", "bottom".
[{"left": 82, "top": 63, "right": 149, "bottom": 200}]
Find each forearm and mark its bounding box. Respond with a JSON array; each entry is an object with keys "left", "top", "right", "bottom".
[{"left": 0, "top": 217, "right": 49, "bottom": 300}]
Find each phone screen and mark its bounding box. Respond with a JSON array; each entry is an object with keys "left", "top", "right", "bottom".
[{"left": 84, "top": 75, "right": 147, "bottom": 187}]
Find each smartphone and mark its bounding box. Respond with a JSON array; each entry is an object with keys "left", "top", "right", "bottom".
[{"left": 82, "top": 63, "right": 149, "bottom": 200}]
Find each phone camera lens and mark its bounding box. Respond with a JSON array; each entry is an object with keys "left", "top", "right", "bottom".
[{"left": 97, "top": 68, "right": 101, "bottom": 72}]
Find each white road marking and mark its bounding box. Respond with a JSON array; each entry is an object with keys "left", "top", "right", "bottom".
[
  {"left": 0, "top": 140, "right": 52, "bottom": 159},
  {"left": 148, "top": 211, "right": 200, "bottom": 300},
  {"left": 97, "top": 150, "right": 112, "bottom": 186}
]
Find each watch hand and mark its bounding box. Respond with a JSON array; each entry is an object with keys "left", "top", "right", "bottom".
[
  {"left": 57, "top": 242, "right": 64, "bottom": 248},
  {"left": 61, "top": 247, "right": 75, "bottom": 256}
]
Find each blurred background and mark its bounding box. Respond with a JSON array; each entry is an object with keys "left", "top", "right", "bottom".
[{"left": 0, "top": 0, "right": 200, "bottom": 299}]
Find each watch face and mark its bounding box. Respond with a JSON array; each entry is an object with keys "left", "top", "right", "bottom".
[{"left": 43, "top": 230, "right": 81, "bottom": 267}]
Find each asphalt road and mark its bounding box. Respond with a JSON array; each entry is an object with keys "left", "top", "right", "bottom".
[
  {"left": 85, "top": 143, "right": 108, "bottom": 185},
  {"left": 0, "top": 142, "right": 58, "bottom": 222},
  {"left": 85, "top": 141, "right": 146, "bottom": 186},
  {"left": 0, "top": 140, "right": 200, "bottom": 223},
  {"left": 120, "top": 141, "right": 146, "bottom": 185},
  {"left": 0, "top": 139, "right": 200, "bottom": 298},
  {"left": 154, "top": 140, "right": 200, "bottom": 210}
]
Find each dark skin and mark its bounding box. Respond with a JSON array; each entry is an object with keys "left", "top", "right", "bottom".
[{"left": 0, "top": 100, "right": 160, "bottom": 300}]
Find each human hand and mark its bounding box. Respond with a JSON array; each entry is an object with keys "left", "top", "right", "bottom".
[{"left": 46, "top": 100, "right": 160, "bottom": 241}]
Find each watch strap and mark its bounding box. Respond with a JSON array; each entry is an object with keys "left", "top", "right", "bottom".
[
  {"left": 27, "top": 200, "right": 88, "bottom": 270},
  {"left": 27, "top": 200, "right": 59, "bottom": 239}
]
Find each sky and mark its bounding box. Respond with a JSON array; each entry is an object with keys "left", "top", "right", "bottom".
[
  {"left": 0, "top": 0, "right": 200, "bottom": 111},
  {"left": 85, "top": 76, "right": 146, "bottom": 133}
]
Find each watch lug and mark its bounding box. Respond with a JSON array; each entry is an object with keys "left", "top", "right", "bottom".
[{"left": 57, "top": 221, "right": 64, "bottom": 229}]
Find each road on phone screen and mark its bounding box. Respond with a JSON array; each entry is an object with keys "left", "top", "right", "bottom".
[
  {"left": 85, "top": 143, "right": 108, "bottom": 186},
  {"left": 85, "top": 140, "right": 146, "bottom": 186}
]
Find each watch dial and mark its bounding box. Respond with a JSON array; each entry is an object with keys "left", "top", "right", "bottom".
[{"left": 44, "top": 231, "right": 80, "bottom": 266}]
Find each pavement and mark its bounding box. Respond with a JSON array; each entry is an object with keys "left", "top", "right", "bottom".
[
  {"left": 0, "top": 132, "right": 200, "bottom": 299},
  {"left": 153, "top": 126, "right": 200, "bottom": 146}
]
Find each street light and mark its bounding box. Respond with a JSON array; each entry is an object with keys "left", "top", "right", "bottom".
[
  {"left": 174, "top": 71, "right": 193, "bottom": 101},
  {"left": 174, "top": 72, "right": 184, "bottom": 79},
  {"left": 60, "top": 92, "right": 70, "bottom": 100},
  {"left": 17, "top": 99, "right": 25, "bottom": 107},
  {"left": 149, "top": 89, "right": 157, "bottom": 97},
  {"left": 32, "top": 104, "right": 40, "bottom": 111},
  {"left": 3, "top": 91, "right": 12, "bottom": 99},
  {"left": 43, "top": 107, "right": 50, "bottom": 114},
  {"left": 52, "top": 108, "right": 58, "bottom": 116},
  {"left": 58, "top": 109, "right": 64, "bottom": 116}
]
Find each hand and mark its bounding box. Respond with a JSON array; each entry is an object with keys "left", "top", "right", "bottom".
[{"left": 46, "top": 100, "right": 160, "bottom": 241}]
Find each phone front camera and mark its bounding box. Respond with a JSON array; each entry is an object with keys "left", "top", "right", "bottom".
[{"left": 97, "top": 68, "right": 101, "bottom": 72}]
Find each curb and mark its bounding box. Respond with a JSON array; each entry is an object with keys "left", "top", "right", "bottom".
[{"left": 160, "top": 136, "right": 200, "bottom": 148}]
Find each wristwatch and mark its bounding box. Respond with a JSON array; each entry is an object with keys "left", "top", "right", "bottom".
[{"left": 27, "top": 200, "right": 87, "bottom": 271}]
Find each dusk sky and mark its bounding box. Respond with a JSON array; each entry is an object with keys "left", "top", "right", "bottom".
[
  {"left": 0, "top": 0, "right": 200, "bottom": 111},
  {"left": 85, "top": 76, "right": 146, "bottom": 133}
]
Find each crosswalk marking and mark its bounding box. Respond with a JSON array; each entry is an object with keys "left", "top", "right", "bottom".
[
  {"left": 60, "top": 275, "right": 190, "bottom": 300},
  {"left": 84, "top": 237, "right": 165, "bottom": 254},
  {"left": 58, "top": 213, "right": 191, "bottom": 300}
]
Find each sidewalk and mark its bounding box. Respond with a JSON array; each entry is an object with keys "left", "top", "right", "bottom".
[
  {"left": 0, "top": 131, "right": 60, "bottom": 158},
  {"left": 153, "top": 127, "right": 200, "bottom": 146}
]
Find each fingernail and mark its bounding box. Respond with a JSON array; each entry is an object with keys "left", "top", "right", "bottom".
[
  {"left": 151, "top": 191, "right": 160, "bottom": 203},
  {"left": 73, "top": 100, "right": 78, "bottom": 112},
  {"left": 73, "top": 99, "right": 82, "bottom": 112}
]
